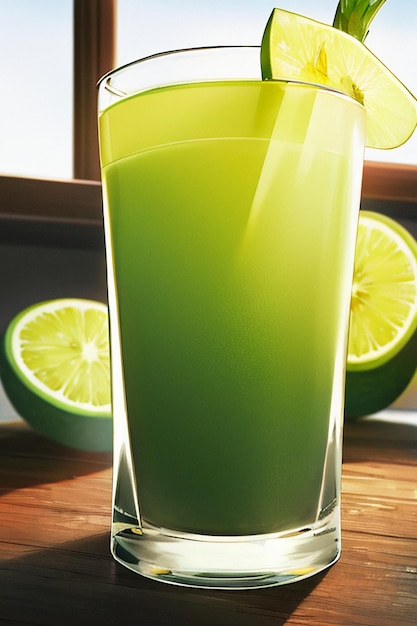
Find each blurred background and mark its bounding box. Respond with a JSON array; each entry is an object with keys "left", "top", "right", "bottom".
[{"left": 0, "top": 0, "right": 416, "bottom": 181}]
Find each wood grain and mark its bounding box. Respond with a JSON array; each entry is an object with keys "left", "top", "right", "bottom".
[{"left": 0, "top": 417, "right": 416, "bottom": 626}]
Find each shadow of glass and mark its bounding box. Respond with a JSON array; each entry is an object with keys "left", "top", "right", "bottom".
[
  {"left": 0, "top": 423, "right": 331, "bottom": 624},
  {"left": 3, "top": 523, "right": 417, "bottom": 624},
  {"left": 0, "top": 531, "right": 328, "bottom": 626}
]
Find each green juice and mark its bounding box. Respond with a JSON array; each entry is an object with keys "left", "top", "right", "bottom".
[{"left": 100, "top": 80, "right": 364, "bottom": 536}]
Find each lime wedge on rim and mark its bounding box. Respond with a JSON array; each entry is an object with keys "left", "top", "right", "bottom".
[
  {"left": 0, "top": 298, "right": 112, "bottom": 451},
  {"left": 348, "top": 211, "right": 417, "bottom": 370},
  {"left": 261, "top": 8, "right": 417, "bottom": 149}
]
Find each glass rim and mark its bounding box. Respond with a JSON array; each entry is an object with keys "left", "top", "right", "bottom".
[
  {"left": 97, "top": 44, "right": 363, "bottom": 110},
  {"left": 97, "top": 45, "right": 260, "bottom": 91}
]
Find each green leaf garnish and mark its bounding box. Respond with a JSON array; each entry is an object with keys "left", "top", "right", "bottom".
[{"left": 333, "top": 0, "right": 387, "bottom": 42}]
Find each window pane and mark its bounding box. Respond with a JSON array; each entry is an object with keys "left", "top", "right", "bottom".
[
  {"left": 0, "top": 0, "right": 73, "bottom": 179},
  {"left": 117, "top": 0, "right": 417, "bottom": 165}
]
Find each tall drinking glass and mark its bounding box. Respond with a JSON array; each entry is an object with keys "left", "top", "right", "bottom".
[{"left": 97, "top": 46, "right": 365, "bottom": 589}]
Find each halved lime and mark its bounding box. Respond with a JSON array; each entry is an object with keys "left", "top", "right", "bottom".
[
  {"left": 261, "top": 8, "right": 417, "bottom": 148},
  {"left": 345, "top": 212, "right": 417, "bottom": 417},
  {"left": 0, "top": 298, "right": 112, "bottom": 451},
  {"left": 348, "top": 211, "right": 417, "bottom": 369}
]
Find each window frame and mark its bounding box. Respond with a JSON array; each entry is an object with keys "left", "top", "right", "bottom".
[{"left": 0, "top": 0, "right": 416, "bottom": 230}]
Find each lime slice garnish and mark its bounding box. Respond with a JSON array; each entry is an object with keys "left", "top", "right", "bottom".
[
  {"left": 261, "top": 8, "right": 417, "bottom": 149},
  {"left": 348, "top": 211, "right": 417, "bottom": 370},
  {"left": 3, "top": 298, "right": 111, "bottom": 415}
]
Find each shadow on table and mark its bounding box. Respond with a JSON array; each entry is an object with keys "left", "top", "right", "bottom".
[
  {"left": 0, "top": 421, "right": 112, "bottom": 493},
  {"left": 0, "top": 531, "right": 327, "bottom": 626}
]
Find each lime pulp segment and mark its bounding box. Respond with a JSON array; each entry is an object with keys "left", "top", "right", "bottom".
[{"left": 10, "top": 299, "right": 111, "bottom": 414}]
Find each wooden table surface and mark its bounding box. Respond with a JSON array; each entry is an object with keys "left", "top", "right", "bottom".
[{"left": 1, "top": 414, "right": 416, "bottom": 626}]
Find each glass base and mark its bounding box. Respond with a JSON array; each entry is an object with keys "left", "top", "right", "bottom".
[{"left": 111, "top": 509, "right": 340, "bottom": 589}]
